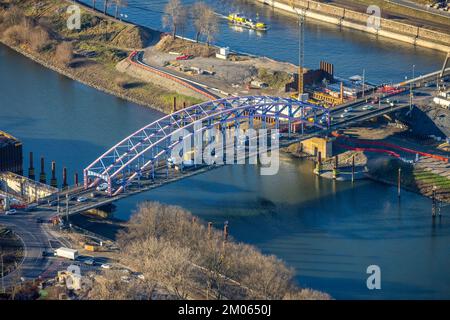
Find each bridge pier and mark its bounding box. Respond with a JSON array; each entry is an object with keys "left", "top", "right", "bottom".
[
  {"left": 39, "top": 156, "right": 46, "bottom": 184},
  {"left": 28, "top": 151, "right": 35, "bottom": 181},
  {"left": 62, "top": 167, "right": 68, "bottom": 190},
  {"left": 50, "top": 161, "right": 57, "bottom": 188},
  {"left": 332, "top": 155, "right": 339, "bottom": 180}
]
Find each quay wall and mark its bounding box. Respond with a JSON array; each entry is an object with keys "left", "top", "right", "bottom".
[{"left": 254, "top": 0, "right": 450, "bottom": 52}]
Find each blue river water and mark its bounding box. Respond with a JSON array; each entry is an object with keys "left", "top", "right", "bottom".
[
  {"left": 1, "top": 0, "right": 450, "bottom": 299},
  {"left": 79, "top": 0, "right": 445, "bottom": 83}
]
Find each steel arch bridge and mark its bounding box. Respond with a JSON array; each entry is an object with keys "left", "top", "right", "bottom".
[{"left": 83, "top": 96, "right": 330, "bottom": 196}]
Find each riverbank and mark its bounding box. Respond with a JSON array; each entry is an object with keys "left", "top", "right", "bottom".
[
  {"left": 252, "top": 0, "right": 450, "bottom": 52},
  {"left": 284, "top": 122, "right": 450, "bottom": 203},
  {"left": 0, "top": 0, "right": 203, "bottom": 113}
]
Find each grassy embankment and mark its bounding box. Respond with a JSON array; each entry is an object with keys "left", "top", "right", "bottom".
[
  {"left": 0, "top": 0, "right": 203, "bottom": 113},
  {"left": 370, "top": 158, "right": 450, "bottom": 202}
]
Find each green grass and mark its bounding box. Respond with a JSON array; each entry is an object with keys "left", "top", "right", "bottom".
[{"left": 413, "top": 169, "right": 450, "bottom": 188}]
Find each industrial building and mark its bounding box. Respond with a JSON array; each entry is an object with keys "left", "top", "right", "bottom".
[{"left": 0, "top": 130, "right": 23, "bottom": 174}]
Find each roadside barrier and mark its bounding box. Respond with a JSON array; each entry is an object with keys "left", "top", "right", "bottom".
[
  {"left": 128, "top": 51, "right": 217, "bottom": 101},
  {"left": 332, "top": 131, "right": 449, "bottom": 163}
]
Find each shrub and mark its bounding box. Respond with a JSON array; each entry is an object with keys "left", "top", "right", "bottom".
[
  {"left": 3, "top": 24, "right": 27, "bottom": 45},
  {"left": 29, "top": 27, "right": 50, "bottom": 52},
  {"left": 54, "top": 42, "right": 73, "bottom": 66},
  {"left": 1, "top": 6, "right": 23, "bottom": 28}
]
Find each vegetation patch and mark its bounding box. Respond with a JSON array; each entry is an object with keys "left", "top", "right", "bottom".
[
  {"left": 0, "top": 0, "right": 200, "bottom": 112},
  {"left": 88, "top": 202, "right": 331, "bottom": 300}
]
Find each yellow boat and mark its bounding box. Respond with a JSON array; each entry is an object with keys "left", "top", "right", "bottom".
[{"left": 227, "top": 13, "right": 268, "bottom": 31}]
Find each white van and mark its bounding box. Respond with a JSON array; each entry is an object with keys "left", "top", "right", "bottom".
[{"left": 96, "top": 183, "right": 108, "bottom": 191}]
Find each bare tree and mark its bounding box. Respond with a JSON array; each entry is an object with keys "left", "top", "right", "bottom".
[
  {"left": 116, "top": 202, "right": 329, "bottom": 300},
  {"left": 191, "top": 2, "right": 218, "bottom": 45},
  {"left": 162, "top": 0, "right": 187, "bottom": 39},
  {"left": 114, "top": 0, "right": 128, "bottom": 19},
  {"left": 103, "top": 0, "right": 110, "bottom": 14},
  {"left": 192, "top": 2, "right": 207, "bottom": 43},
  {"left": 54, "top": 42, "right": 73, "bottom": 66},
  {"left": 89, "top": 270, "right": 156, "bottom": 300}
]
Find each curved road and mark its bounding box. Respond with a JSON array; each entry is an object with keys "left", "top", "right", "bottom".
[{"left": 0, "top": 212, "right": 62, "bottom": 286}]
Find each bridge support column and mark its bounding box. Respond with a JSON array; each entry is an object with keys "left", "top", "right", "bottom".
[
  {"left": 39, "top": 156, "right": 46, "bottom": 184},
  {"left": 50, "top": 161, "right": 57, "bottom": 188},
  {"left": 332, "top": 155, "right": 339, "bottom": 180},
  {"left": 28, "top": 151, "right": 35, "bottom": 181},
  {"left": 151, "top": 162, "right": 155, "bottom": 180},
  {"left": 314, "top": 152, "right": 322, "bottom": 176},
  {"left": 83, "top": 170, "right": 88, "bottom": 189},
  {"left": 74, "top": 172, "right": 79, "bottom": 187},
  {"left": 108, "top": 176, "right": 112, "bottom": 197},
  {"left": 62, "top": 167, "right": 68, "bottom": 190}
]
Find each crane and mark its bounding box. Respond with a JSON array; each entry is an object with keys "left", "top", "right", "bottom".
[
  {"left": 289, "top": 0, "right": 306, "bottom": 100},
  {"left": 298, "top": 12, "right": 305, "bottom": 97}
]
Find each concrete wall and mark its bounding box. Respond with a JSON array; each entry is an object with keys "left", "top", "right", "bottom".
[
  {"left": 301, "top": 137, "right": 333, "bottom": 159},
  {"left": 254, "top": 0, "right": 450, "bottom": 52},
  {"left": 0, "top": 172, "right": 57, "bottom": 203},
  {"left": 381, "top": 20, "right": 419, "bottom": 37}
]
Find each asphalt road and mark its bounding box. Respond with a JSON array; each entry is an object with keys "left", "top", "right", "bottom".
[{"left": 0, "top": 213, "right": 53, "bottom": 286}]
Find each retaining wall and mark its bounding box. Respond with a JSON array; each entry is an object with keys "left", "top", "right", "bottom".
[{"left": 255, "top": 0, "right": 450, "bottom": 52}]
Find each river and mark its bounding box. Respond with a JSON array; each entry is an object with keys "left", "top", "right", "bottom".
[
  {"left": 1, "top": 0, "right": 450, "bottom": 299},
  {"left": 79, "top": 0, "right": 445, "bottom": 83}
]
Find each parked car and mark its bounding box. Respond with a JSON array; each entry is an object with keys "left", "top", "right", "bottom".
[
  {"left": 77, "top": 196, "right": 88, "bottom": 202},
  {"left": 5, "top": 209, "right": 16, "bottom": 215},
  {"left": 83, "top": 258, "right": 95, "bottom": 266},
  {"left": 362, "top": 105, "right": 375, "bottom": 111},
  {"left": 101, "top": 263, "right": 111, "bottom": 269},
  {"left": 176, "top": 54, "right": 193, "bottom": 61},
  {"left": 96, "top": 183, "right": 108, "bottom": 192}
]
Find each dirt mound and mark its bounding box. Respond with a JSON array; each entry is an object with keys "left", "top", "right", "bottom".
[
  {"left": 111, "top": 25, "right": 151, "bottom": 49},
  {"left": 155, "top": 35, "right": 216, "bottom": 57}
]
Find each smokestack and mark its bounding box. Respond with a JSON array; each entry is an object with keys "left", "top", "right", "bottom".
[
  {"left": 340, "top": 81, "right": 344, "bottom": 102},
  {"left": 39, "top": 157, "right": 46, "bottom": 184},
  {"left": 62, "top": 167, "right": 68, "bottom": 189},
  {"left": 173, "top": 96, "right": 177, "bottom": 113},
  {"left": 50, "top": 161, "right": 57, "bottom": 188},
  {"left": 28, "top": 152, "right": 35, "bottom": 180},
  {"left": 74, "top": 173, "right": 79, "bottom": 186}
]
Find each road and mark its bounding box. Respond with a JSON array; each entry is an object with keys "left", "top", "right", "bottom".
[
  {"left": 0, "top": 213, "right": 54, "bottom": 286},
  {"left": 387, "top": 0, "right": 450, "bottom": 19},
  {"left": 131, "top": 51, "right": 222, "bottom": 100}
]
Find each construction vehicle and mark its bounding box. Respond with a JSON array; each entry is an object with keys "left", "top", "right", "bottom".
[{"left": 227, "top": 13, "right": 268, "bottom": 31}]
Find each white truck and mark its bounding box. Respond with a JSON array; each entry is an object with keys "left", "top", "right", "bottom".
[{"left": 54, "top": 247, "right": 78, "bottom": 260}]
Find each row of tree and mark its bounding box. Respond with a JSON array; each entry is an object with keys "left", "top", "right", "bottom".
[
  {"left": 91, "top": 0, "right": 128, "bottom": 19},
  {"left": 88, "top": 202, "right": 331, "bottom": 300},
  {"left": 164, "top": 0, "right": 218, "bottom": 45}
]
